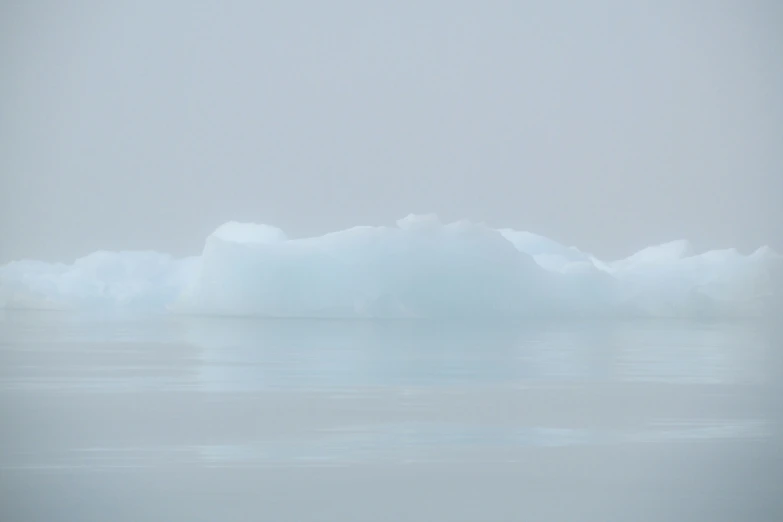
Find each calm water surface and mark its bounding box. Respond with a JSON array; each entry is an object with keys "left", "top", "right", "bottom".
[{"left": 1, "top": 311, "right": 781, "bottom": 521}]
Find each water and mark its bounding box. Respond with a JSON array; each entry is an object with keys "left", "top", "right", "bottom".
[{"left": 1, "top": 311, "right": 781, "bottom": 521}]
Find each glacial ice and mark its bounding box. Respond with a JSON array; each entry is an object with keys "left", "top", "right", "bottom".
[
  {"left": 0, "top": 251, "right": 199, "bottom": 312},
  {"left": 1, "top": 215, "right": 779, "bottom": 318}
]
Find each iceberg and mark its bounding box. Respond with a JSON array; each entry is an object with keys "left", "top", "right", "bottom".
[
  {"left": 1, "top": 215, "right": 779, "bottom": 318},
  {"left": 0, "top": 251, "right": 198, "bottom": 312}
]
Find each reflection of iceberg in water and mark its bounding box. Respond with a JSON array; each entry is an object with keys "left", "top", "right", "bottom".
[
  {"left": 177, "top": 318, "right": 767, "bottom": 392},
  {"left": 182, "top": 319, "right": 524, "bottom": 391}
]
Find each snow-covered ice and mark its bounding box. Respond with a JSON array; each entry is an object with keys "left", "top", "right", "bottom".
[{"left": 1, "top": 215, "right": 779, "bottom": 318}]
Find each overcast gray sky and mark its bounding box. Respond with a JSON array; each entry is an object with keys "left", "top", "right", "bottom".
[{"left": 1, "top": 0, "right": 781, "bottom": 263}]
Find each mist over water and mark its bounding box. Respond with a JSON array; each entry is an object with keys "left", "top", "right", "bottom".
[
  {"left": 1, "top": 1, "right": 781, "bottom": 262},
  {"left": 2, "top": 1, "right": 782, "bottom": 520}
]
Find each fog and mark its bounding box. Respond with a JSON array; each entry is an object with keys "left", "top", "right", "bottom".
[
  {"left": 2, "top": 5, "right": 783, "bottom": 520},
  {"left": 1, "top": 0, "right": 781, "bottom": 264}
]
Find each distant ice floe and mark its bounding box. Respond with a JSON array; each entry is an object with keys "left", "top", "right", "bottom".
[{"left": 1, "top": 215, "right": 780, "bottom": 318}]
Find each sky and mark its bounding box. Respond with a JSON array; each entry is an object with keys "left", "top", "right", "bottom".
[{"left": 1, "top": 0, "right": 781, "bottom": 263}]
